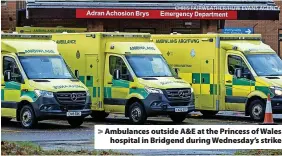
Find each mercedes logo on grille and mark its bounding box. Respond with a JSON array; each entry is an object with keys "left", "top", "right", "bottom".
[
  {"left": 178, "top": 90, "right": 187, "bottom": 98},
  {"left": 70, "top": 93, "right": 78, "bottom": 101}
]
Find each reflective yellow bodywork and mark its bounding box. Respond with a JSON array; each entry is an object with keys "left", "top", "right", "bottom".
[
  {"left": 152, "top": 34, "right": 282, "bottom": 114},
  {"left": 1, "top": 33, "right": 88, "bottom": 119},
  {"left": 33, "top": 32, "right": 193, "bottom": 115}
]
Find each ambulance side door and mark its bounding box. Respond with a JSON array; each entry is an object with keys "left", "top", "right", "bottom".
[
  {"left": 1, "top": 55, "right": 23, "bottom": 117},
  {"left": 104, "top": 54, "right": 133, "bottom": 113},
  {"left": 225, "top": 54, "right": 253, "bottom": 111}
]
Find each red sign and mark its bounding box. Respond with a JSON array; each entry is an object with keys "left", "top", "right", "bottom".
[{"left": 76, "top": 9, "right": 237, "bottom": 20}]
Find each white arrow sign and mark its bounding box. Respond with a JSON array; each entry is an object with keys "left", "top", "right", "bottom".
[{"left": 245, "top": 29, "right": 252, "bottom": 34}]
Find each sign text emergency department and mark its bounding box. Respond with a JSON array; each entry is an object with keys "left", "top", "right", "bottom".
[
  {"left": 95, "top": 125, "right": 282, "bottom": 149},
  {"left": 76, "top": 9, "right": 237, "bottom": 19}
]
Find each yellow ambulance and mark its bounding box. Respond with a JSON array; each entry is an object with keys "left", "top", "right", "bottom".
[
  {"left": 152, "top": 34, "right": 282, "bottom": 121},
  {"left": 35, "top": 32, "right": 195, "bottom": 124},
  {"left": 1, "top": 33, "right": 91, "bottom": 128}
]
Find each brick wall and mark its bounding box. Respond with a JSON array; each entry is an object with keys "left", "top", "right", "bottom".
[
  {"left": 226, "top": 1, "right": 282, "bottom": 55},
  {"left": 1, "top": 1, "right": 16, "bottom": 31},
  {"left": 1, "top": 1, "right": 26, "bottom": 32}
]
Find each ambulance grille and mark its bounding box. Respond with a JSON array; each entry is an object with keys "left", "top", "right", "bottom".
[
  {"left": 163, "top": 88, "right": 191, "bottom": 101},
  {"left": 54, "top": 91, "right": 87, "bottom": 105}
]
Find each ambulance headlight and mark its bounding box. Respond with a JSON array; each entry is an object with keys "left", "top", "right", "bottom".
[
  {"left": 190, "top": 88, "right": 194, "bottom": 93},
  {"left": 270, "top": 86, "right": 282, "bottom": 96},
  {"left": 86, "top": 90, "right": 90, "bottom": 96},
  {"left": 34, "top": 90, "right": 54, "bottom": 98},
  {"left": 145, "top": 87, "right": 163, "bottom": 94}
]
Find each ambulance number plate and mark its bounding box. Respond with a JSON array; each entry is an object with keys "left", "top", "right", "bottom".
[
  {"left": 67, "top": 111, "right": 82, "bottom": 117},
  {"left": 175, "top": 107, "right": 188, "bottom": 112}
]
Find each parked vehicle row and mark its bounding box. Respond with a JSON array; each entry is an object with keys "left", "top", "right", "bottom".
[{"left": 1, "top": 27, "right": 282, "bottom": 129}]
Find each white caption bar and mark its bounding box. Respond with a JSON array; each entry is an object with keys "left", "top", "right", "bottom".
[{"left": 94, "top": 125, "right": 282, "bottom": 149}]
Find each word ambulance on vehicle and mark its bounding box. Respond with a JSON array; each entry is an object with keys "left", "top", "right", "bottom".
[
  {"left": 152, "top": 34, "right": 282, "bottom": 121},
  {"left": 1, "top": 33, "right": 91, "bottom": 128},
  {"left": 33, "top": 32, "right": 195, "bottom": 124}
]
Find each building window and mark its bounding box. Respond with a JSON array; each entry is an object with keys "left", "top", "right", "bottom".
[
  {"left": 124, "top": 28, "right": 156, "bottom": 34},
  {"left": 171, "top": 28, "right": 201, "bottom": 34},
  {"left": 1, "top": 0, "right": 7, "bottom": 6}
]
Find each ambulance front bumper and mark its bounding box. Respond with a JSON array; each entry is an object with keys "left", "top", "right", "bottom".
[
  {"left": 142, "top": 93, "right": 195, "bottom": 116},
  {"left": 31, "top": 96, "right": 92, "bottom": 120},
  {"left": 271, "top": 96, "right": 282, "bottom": 114}
]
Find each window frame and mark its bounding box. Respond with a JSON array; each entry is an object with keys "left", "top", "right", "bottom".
[
  {"left": 227, "top": 54, "right": 254, "bottom": 81},
  {"left": 3, "top": 56, "right": 24, "bottom": 83},
  {"left": 1, "top": 0, "right": 7, "bottom": 6},
  {"left": 109, "top": 55, "right": 133, "bottom": 82}
]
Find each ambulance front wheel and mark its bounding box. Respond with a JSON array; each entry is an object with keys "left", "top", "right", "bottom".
[
  {"left": 200, "top": 110, "right": 218, "bottom": 117},
  {"left": 20, "top": 105, "right": 38, "bottom": 129},
  {"left": 129, "top": 102, "right": 147, "bottom": 124},
  {"left": 67, "top": 118, "right": 84, "bottom": 128},
  {"left": 249, "top": 99, "right": 265, "bottom": 121}
]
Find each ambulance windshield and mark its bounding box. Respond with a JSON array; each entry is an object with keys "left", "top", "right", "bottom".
[
  {"left": 19, "top": 56, "right": 75, "bottom": 79},
  {"left": 126, "top": 54, "right": 174, "bottom": 77},
  {"left": 246, "top": 54, "right": 282, "bottom": 76}
]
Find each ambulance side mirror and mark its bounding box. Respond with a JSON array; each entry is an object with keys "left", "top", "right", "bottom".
[
  {"left": 113, "top": 69, "right": 120, "bottom": 80},
  {"left": 4, "top": 70, "right": 11, "bottom": 81},
  {"left": 235, "top": 68, "right": 242, "bottom": 78},
  {"left": 174, "top": 68, "right": 179, "bottom": 75},
  {"left": 74, "top": 70, "right": 79, "bottom": 79}
]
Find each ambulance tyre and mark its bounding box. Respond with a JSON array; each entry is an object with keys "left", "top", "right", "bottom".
[
  {"left": 170, "top": 114, "right": 187, "bottom": 123},
  {"left": 67, "top": 118, "right": 84, "bottom": 128},
  {"left": 129, "top": 102, "right": 147, "bottom": 124},
  {"left": 249, "top": 99, "right": 265, "bottom": 121},
  {"left": 200, "top": 110, "right": 218, "bottom": 117},
  {"left": 20, "top": 105, "right": 38, "bottom": 129}
]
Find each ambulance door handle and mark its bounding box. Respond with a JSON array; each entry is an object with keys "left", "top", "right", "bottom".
[
  {"left": 108, "top": 82, "right": 113, "bottom": 84},
  {"left": 226, "top": 80, "right": 232, "bottom": 83}
]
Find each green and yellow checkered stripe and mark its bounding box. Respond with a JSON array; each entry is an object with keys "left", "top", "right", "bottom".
[
  {"left": 225, "top": 75, "right": 273, "bottom": 97},
  {"left": 180, "top": 72, "right": 218, "bottom": 95},
  {"left": 79, "top": 75, "right": 149, "bottom": 100}
]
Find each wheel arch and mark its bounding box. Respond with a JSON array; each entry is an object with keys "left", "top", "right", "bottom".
[
  {"left": 125, "top": 97, "right": 144, "bottom": 117},
  {"left": 17, "top": 100, "right": 34, "bottom": 121},
  {"left": 245, "top": 96, "right": 266, "bottom": 116}
]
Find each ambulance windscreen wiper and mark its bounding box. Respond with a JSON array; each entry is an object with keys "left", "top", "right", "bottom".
[{"left": 266, "top": 74, "right": 282, "bottom": 76}]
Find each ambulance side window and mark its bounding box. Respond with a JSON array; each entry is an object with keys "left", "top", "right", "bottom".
[
  {"left": 109, "top": 56, "right": 132, "bottom": 81},
  {"left": 3, "top": 56, "right": 22, "bottom": 83},
  {"left": 228, "top": 55, "right": 251, "bottom": 79}
]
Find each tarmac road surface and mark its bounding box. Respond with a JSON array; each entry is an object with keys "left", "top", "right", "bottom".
[{"left": 2, "top": 112, "right": 282, "bottom": 155}]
